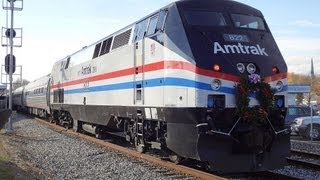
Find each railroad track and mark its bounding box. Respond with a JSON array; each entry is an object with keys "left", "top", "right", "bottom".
[
  {"left": 291, "top": 138, "right": 320, "bottom": 144},
  {"left": 34, "top": 117, "right": 225, "bottom": 180},
  {"left": 32, "top": 115, "right": 320, "bottom": 179},
  {"left": 288, "top": 149, "right": 320, "bottom": 170},
  {"left": 263, "top": 171, "right": 300, "bottom": 179}
]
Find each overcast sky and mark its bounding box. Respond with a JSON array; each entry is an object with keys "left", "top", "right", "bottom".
[{"left": 0, "top": 0, "right": 319, "bottom": 82}]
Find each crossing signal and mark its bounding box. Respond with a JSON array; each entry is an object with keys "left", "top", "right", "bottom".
[{"left": 5, "top": 54, "right": 16, "bottom": 74}]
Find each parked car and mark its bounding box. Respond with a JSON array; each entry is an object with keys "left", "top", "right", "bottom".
[
  {"left": 285, "top": 105, "right": 314, "bottom": 126},
  {"left": 291, "top": 116, "right": 320, "bottom": 140}
]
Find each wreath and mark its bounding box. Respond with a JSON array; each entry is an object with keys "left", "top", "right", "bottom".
[{"left": 235, "top": 74, "right": 276, "bottom": 125}]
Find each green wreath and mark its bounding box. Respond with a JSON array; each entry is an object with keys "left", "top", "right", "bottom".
[{"left": 235, "top": 74, "right": 276, "bottom": 125}]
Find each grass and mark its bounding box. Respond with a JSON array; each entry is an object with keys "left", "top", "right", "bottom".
[
  {"left": 0, "top": 141, "right": 14, "bottom": 179},
  {"left": 0, "top": 135, "right": 38, "bottom": 180}
]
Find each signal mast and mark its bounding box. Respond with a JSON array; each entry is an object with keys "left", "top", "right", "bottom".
[{"left": 1, "top": 0, "right": 23, "bottom": 132}]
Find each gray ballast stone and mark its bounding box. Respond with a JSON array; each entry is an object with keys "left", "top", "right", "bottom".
[
  {"left": 271, "top": 139, "right": 320, "bottom": 179},
  {"left": 9, "top": 114, "right": 192, "bottom": 180}
]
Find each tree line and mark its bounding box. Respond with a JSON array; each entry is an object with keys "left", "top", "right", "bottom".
[
  {"left": 288, "top": 73, "right": 320, "bottom": 96},
  {"left": 288, "top": 73, "right": 320, "bottom": 105}
]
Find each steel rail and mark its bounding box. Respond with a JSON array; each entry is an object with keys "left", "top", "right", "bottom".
[
  {"left": 288, "top": 149, "right": 320, "bottom": 170},
  {"left": 291, "top": 149, "right": 320, "bottom": 159}
]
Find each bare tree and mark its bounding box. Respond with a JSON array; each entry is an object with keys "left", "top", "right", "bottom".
[
  {"left": 295, "top": 93, "right": 304, "bottom": 105},
  {"left": 12, "top": 78, "right": 29, "bottom": 90}
]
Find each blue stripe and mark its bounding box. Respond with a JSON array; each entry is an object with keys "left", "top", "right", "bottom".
[{"left": 64, "top": 77, "right": 287, "bottom": 95}]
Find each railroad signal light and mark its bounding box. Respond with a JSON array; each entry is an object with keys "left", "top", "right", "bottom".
[
  {"left": 5, "top": 28, "right": 16, "bottom": 38},
  {"left": 5, "top": 54, "right": 16, "bottom": 74},
  {"left": 213, "top": 64, "right": 220, "bottom": 72}
]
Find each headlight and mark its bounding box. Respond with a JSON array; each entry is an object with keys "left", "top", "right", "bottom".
[
  {"left": 237, "top": 63, "right": 245, "bottom": 73},
  {"left": 246, "top": 63, "right": 256, "bottom": 74},
  {"left": 211, "top": 79, "right": 221, "bottom": 90},
  {"left": 276, "top": 81, "right": 283, "bottom": 91},
  {"left": 295, "top": 118, "right": 304, "bottom": 125}
]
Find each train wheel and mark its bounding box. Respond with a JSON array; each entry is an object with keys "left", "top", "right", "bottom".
[
  {"left": 95, "top": 132, "right": 105, "bottom": 139},
  {"left": 64, "top": 124, "right": 70, "bottom": 130},
  {"left": 73, "top": 120, "right": 81, "bottom": 133},
  {"left": 95, "top": 133, "right": 102, "bottom": 139},
  {"left": 135, "top": 137, "right": 145, "bottom": 153},
  {"left": 43, "top": 111, "right": 48, "bottom": 119},
  {"left": 169, "top": 153, "right": 182, "bottom": 164},
  {"left": 307, "top": 125, "right": 320, "bottom": 140}
]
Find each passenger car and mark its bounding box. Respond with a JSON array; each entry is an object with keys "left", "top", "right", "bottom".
[{"left": 291, "top": 115, "right": 320, "bottom": 140}]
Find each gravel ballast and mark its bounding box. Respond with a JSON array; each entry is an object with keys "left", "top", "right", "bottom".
[
  {"left": 4, "top": 114, "right": 320, "bottom": 179},
  {"left": 291, "top": 139, "right": 320, "bottom": 155},
  {"left": 2, "top": 114, "right": 192, "bottom": 179},
  {"left": 271, "top": 138, "right": 320, "bottom": 179}
]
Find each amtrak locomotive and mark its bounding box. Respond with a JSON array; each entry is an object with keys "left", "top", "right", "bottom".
[{"left": 14, "top": 0, "right": 290, "bottom": 173}]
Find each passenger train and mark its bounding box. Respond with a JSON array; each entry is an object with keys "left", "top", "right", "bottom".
[{"left": 13, "top": 0, "right": 290, "bottom": 173}]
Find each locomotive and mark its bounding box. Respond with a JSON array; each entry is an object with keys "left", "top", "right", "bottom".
[{"left": 13, "top": 0, "right": 290, "bottom": 173}]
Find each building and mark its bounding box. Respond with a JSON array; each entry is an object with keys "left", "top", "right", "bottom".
[{"left": 287, "top": 84, "right": 310, "bottom": 105}]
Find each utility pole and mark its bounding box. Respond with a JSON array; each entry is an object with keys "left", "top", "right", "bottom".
[
  {"left": 310, "top": 58, "right": 315, "bottom": 141},
  {"left": 2, "top": 0, "right": 23, "bottom": 133}
]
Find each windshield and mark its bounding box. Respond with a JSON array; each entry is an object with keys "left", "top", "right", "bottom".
[
  {"left": 184, "top": 11, "right": 227, "bottom": 27},
  {"left": 231, "top": 14, "right": 266, "bottom": 30}
]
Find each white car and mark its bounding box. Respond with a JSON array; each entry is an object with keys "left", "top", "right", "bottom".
[{"left": 291, "top": 116, "right": 320, "bottom": 140}]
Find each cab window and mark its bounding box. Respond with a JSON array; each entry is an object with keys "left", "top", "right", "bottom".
[
  {"left": 134, "top": 19, "right": 148, "bottom": 41},
  {"left": 231, "top": 14, "right": 266, "bottom": 30},
  {"left": 147, "top": 15, "right": 159, "bottom": 36},
  {"left": 184, "top": 11, "right": 227, "bottom": 27}
]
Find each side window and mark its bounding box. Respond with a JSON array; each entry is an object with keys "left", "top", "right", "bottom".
[
  {"left": 156, "top": 10, "right": 167, "bottom": 31},
  {"left": 288, "top": 108, "right": 297, "bottom": 115},
  {"left": 100, "top": 37, "right": 113, "bottom": 56},
  {"left": 53, "top": 90, "right": 58, "bottom": 103},
  {"left": 134, "top": 19, "right": 148, "bottom": 42},
  {"left": 53, "top": 89, "right": 64, "bottom": 103},
  {"left": 92, "top": 43, "right": 102, "bottom": 59},
  {"left": 300, "top": 108, "right": 309, "bottom": 116},
  {"left": 65, "top": 57, "right": 70, "bottom": 69},
  {"left": 59, "top": 89, "right": 64, "bottom": 103},
  {"left": 60, "top": 57, "right": 70, "bottom": 70},
  {"left": 146, "top": 15, "right": 158, "bottom": 36}
]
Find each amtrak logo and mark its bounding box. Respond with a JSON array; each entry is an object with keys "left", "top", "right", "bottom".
[{"left": 214, "top": 42, "right": 268, "bottom": 56}]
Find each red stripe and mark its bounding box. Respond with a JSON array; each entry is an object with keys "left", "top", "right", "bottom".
[
  {"left": 164, "top": 61, "right": 240, "bottom": 82},
  {"left": 51, "top": 67, "right": 135, "bottom": 89},
  {"left": 51, "top": 62, "right": 165, "bottom": 89},
  {"left": 264, "top": 73, "right": 287, "bottom": 83},
  {"left": 50, "top": 60, "right": 287, "bottom": 89}
]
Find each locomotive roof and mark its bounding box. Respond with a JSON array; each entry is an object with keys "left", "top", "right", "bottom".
[
  {"left": 54, "top": 0, "right": 262, "bottom": 64},
  {"left": 13, "top": 86, "right": 24, "bottom": 94},
  {"left": 176, "top": 0, "right": 263, "bottom": 16}
]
